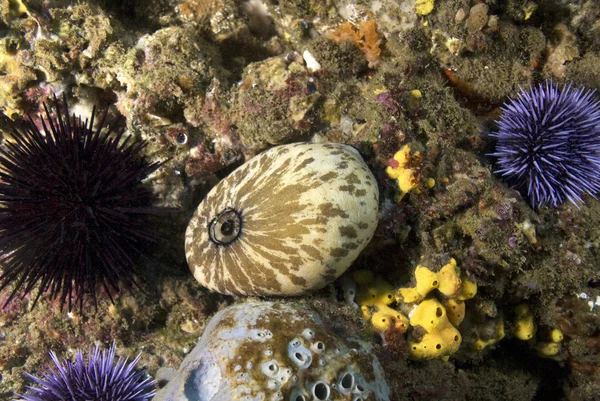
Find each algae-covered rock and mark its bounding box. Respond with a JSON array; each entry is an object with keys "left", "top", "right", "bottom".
[{"left": 232, "top": 56, "right": 319, "bottom": 149}]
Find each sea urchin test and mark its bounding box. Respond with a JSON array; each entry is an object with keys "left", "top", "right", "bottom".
[{"left": 185, "top": 142, "right": 379, "bottom": 296}]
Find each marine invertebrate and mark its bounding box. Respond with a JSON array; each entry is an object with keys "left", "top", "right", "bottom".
[
  {"left": 513, "top": 303, "right": 536, "bottom": 340},
  {"left": 328, "top": 20, "right": 382, "bottom": 68},
  {"left": 185, "top": 142, "right": 379, "bottom": 296},
  {"left": 18, "top": 342, "right": 155, "bottom": 401},
  {"left": 471, "top": 318, "right": 505, "bottom": 351},
  {"left": 154, "top": 301, "right": 390, "bottom": 401},
  {"left": 385, "top": 144, "right": 434, "bottom": 201},
  {"left": 385, "top": 145, "right": 419, "bottom": 196},
  {"left": 0, "top": 96, "right": 164, "bottom": 310},
  {"left": 415, "top": 0, "right": 435, "bottom": 16},
  {"left": 396, "top": 258, "right": 465, "bottom": 303},
  {"left": 392, "top": 259, "right": 477, "bottom": 360},
  {"left": 490, "top": 80, "right": 600, "bottom": 208},
  {"left": 535, "top": 328, "right": 564, "bottom": 357},
  {"left": 353, "top": 271, "right": 409, "bottom": 333},
  {"left": 342, "top": 259, "right": 479, "bottom": 359},
  {"left": 513, "top": 305, "right": 563, "bottom": 357},
  {"left": 408, "top": 298, "right": 462, "bottom": 360}
]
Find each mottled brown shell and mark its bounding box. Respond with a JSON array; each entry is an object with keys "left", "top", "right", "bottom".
[{"left": 185, "top": 143, "right": 379, "bottom": 296}]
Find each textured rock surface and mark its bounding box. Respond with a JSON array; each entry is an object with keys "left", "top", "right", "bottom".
[
  {"left": 185, "top": 143, "right": 379, "bottom": 296},
  {"left": 154, "top": 301, "right": 390, "bottom": 401}
]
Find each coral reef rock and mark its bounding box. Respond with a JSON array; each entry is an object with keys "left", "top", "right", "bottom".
[
  {"left": 154, "top": 301, "right": 390, "bottom": 401},
  {"left": 185, "top": 142, "right": 379, "bottom": 296}
]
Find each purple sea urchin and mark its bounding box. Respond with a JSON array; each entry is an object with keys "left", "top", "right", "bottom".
[
  {"left": 490, "top": 80, "right": 600, "bottom": 208},
  {"left": 18, "top": 343, "right": 155, "bottom": 401},
  {"left": 0, "top": 96, "right": 163, "bottom": 310}
]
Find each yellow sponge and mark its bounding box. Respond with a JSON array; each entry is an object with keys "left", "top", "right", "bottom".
[
  {"left": 444, "top": 298, "right": 465, "bottom": 326},
  {"left": 371, "top": 305, "right": 409, "bottom": 332},
  {"left": 514, "top": 304, "right": 536, "bottom": 340},
  {"left": 360, "top": 305, "right": 372, "bottom": 321},
  {"left": 386, "top": 145, "right": 418, "bottom": 194},
  {"left": 354, "top": 272, "right": 408, "bottom": 333},
  {"left": 408, "top": 298, "right": 462, "bottom": 359},
  {"left": 356, "top": 275, "right": 395, "bottom": 307},
  {"left": 397, "top": 259, "right": 462, "bottom": 303},
  {"left": 437, "top": 258, "right": 461, "bottom": 297},
  {"left": 415, "top": 265, "right": 440, "bottom": 296},
  {"left": 457, "top": 277, "right": 477, "bottom": 301},
  {"left": 415, "top": 0, "right": 435, "bottom": 15},
  {"left": 535, "top": 341, "right": 560, "bottom": 357},
  {"left": 550, "top": 328, "right": 564, "bottom": 343},
  {"left": 472, "top": 318, "right": 505, "bottom": 351},
  {"left": 534, "top": 328, "right": 564, "bottom": 357}
]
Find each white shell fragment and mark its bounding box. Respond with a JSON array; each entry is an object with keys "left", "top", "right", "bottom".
[
  {"left": 153, "top": 301, "right": 390, "bottom": 401},
  {"left": 185, "top": 143, "right": 379, "bottom": 296},
  {"left": 303, "top": 49, "right": 322, "bottom": 72}
]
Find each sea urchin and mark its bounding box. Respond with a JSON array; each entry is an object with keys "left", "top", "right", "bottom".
[
  {"left": 0, "top": 95, "right": 163, "bottom": 310},
  {"left": 17, "top": 342, "right": 155, "bottom": 401},
  {"left": 490, "top": 80, "right": 600, "bottom": 208}
]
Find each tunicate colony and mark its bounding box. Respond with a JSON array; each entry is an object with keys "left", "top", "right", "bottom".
[{"left": 154, "top": 301, "right": 390, "bottom": 401}]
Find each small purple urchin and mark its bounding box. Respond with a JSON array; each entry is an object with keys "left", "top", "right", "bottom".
[
  {"left": 17, "top": 343, "right": 155, "bottom": 401},
  {"left": 490, "top": 80, "right": 600, "bottom": 208},
  {"left": 0, "top": 95, "right": 165, "bottom": 311}
]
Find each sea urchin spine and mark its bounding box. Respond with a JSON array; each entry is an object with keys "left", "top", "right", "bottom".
[
  {"left": 0, "top": 95, "right": 164, "bottom": 310},
  {"left": 17, "top": 342, "right": 156, "bottom": 401},
  {"left": 490, "top": 80, "right": 600, "bottom": 208}
]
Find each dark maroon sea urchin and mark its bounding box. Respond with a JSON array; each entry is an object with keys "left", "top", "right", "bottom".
[
  {"left": 17, "top": 342, "right": 155, "bottom": 401},
  {"left": 490, "top": 80, "right": 600, "bottom": 208},
  {"left": 0, "top": 96, "right": 164, "bottom": 310}
]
